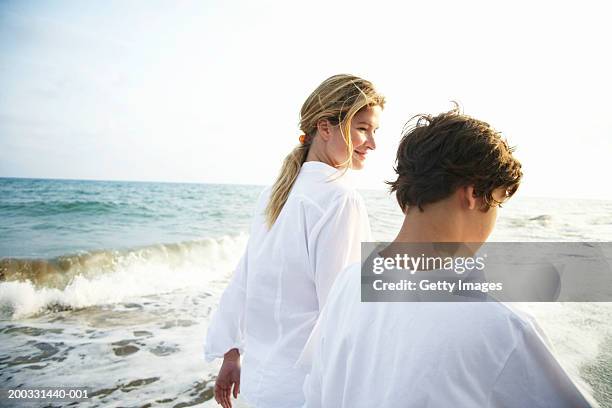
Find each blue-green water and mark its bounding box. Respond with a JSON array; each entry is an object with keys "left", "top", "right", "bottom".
[
  {"left": 0, "top": 177, "right": 611, "bottom": 407},
  {"left": 0, "top": 177, "right": 260, "bottom": 258},
  {"left": 2, "top": 177, "right": 612, "bottom": 259}
]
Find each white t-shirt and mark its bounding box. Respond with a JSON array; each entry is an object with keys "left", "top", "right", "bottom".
[
  {"left": 301, "top": 262, "right": 596, "bottom": 408},
  {"left": 204, "top": 161, "right": 372, "bottom": 408}
]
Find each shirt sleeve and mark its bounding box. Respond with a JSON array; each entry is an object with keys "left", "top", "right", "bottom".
[
  {"left": 308, "top": 190, "right": 372, "bottom": 310},
  {"left": 489, "top": 317, "right": 595, "bottom": 408},
  {"left": 203, "top": 187, "right": 270, "bottom": 362},
  {"left": 302, "top": 337, "right": 325, "bottom": 408},
  {"left": 203, "top": 247, "right": 248, "bottom": 362},
  {"left": 302, "top": 301, "right": 329, "bottom": 408}
]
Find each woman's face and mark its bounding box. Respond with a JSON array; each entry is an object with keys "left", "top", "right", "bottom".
[{"left": 326, "top": 105, "right": 382, "bottom": 170}]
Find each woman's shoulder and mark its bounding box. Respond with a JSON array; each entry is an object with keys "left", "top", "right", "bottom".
[
  {"left": 303, "top": 183, "right": 365, "bottom": 216},
  {"left": 252, "top": 185, "right": 272, "bottom": 211}
]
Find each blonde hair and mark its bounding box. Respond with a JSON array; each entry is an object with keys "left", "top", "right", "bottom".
[{"left": 265, "top": 74, "right": 385, "bottom": 227}]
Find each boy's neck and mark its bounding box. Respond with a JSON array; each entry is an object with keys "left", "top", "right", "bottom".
[{"left": 393, "top": 201, "right": 464, "bottom": 243}]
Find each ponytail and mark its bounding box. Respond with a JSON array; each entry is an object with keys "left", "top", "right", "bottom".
[{"left": 265, "top": 144, "right": 310, "bottom": 228}]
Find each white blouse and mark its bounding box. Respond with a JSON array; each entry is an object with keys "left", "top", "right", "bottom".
[
  {"left": 204, "top": 161, "right": 372, "bottom": 408},
  {"left": 302, "top": 263, "right": 595, "bottom": 408}
]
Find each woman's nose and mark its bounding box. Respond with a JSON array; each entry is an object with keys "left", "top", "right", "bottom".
[{"left": 366, "top": 132, "right": 377, "bottom": 150}]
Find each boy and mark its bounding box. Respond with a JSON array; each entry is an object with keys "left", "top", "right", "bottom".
[{"left": 301, "top": 108, "right": 594, "bottom": 407}]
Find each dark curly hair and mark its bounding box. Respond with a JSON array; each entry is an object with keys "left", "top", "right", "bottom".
[{"left": 387, "top": 104, "right": 522, "bottom": 212}]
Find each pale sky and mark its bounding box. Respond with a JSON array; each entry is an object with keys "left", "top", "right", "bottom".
[{"left": 1, "top": 0, "right": 610, "bottom": 199}]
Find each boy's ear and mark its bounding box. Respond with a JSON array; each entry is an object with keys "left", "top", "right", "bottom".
[
  {"left": 316, "top": 119, "right": 332, "bottom": 141},
  {"left": 464, "top": 185, "right": 477, "bottom": 210}
]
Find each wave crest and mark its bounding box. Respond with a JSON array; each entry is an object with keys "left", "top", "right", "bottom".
[{"left": 0, "top": 234, "right": 247, "bottom": 319}]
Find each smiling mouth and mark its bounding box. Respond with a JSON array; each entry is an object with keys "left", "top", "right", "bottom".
[{"left": 354, "top": 150, "right": 367, "bottom": 159}]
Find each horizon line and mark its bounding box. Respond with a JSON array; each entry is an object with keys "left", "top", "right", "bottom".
[{"left": 1, "top": 175, "right": 610, "bottom": 202}]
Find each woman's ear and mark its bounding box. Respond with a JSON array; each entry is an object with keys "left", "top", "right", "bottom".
[{"left": 316, "top": 119, "right": 332, "bottom": 141}]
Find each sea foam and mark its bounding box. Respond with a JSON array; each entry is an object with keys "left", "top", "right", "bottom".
[{"left": 0, "top": 234, "right": 247, "bottom": 319}]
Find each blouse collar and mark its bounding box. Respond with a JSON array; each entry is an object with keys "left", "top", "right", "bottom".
[
  {"left": 300, "top": 160, "right": 343, "bottom": 175},
  {"left": 299, "top": 160, "right": 356, "bottom": 186}
]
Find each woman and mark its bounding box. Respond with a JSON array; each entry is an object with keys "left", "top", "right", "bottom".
[{"left": 204, "top": 74, "right": 385, "bottom": 408}]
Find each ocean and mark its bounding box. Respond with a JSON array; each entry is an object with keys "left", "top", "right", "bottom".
[{"left": 1, "top": 177, "right": 611, "bottom": 407}]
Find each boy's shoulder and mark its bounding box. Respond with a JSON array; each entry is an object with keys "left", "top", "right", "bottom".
[
  {"left": 325, "top": 262, "right": 547, "bottom": 346},
  {"left": 331, "top": 261, "right": 361, "bottom": 290}
]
